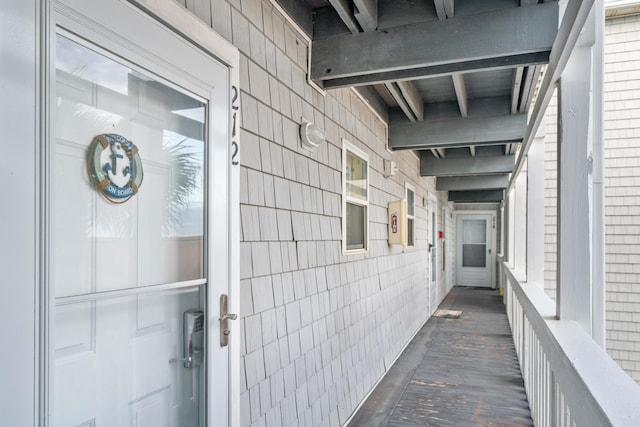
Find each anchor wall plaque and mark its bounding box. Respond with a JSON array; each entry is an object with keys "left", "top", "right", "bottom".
[{"left": 87, "top": 133, "right": 143, "bottom": 203}]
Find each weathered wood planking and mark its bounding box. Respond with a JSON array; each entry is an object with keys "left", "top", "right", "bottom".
[{"left": 348, "top": 287, "right": 533, "bottom": 426}]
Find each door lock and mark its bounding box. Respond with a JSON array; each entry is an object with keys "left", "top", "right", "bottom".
[
  {"left": 183, "top": 309, "right": 204, "bottom": 369},
  {"left": 220, "top": 294, "right": 237, "bottom": 347}
]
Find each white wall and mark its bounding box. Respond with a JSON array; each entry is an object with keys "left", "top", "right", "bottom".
[
  {"left": 182, "top": 0, "right": 455, "bottom": 424},
  {"left": 602, "top": 12, "right": 640, "bottom": 383}
]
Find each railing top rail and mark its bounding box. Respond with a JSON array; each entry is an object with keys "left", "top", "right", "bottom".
[{"left": 503, "top": 263, "right": 640, "bottom": 427}]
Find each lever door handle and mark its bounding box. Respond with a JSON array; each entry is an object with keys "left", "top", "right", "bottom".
[
  {"left": 220, "top": 313, "right": 238, "bottom": 322},
  {"left": 220, "top": 294, "right": 237, "bottom": 347}
]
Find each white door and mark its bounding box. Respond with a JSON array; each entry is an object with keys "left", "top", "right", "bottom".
[
  {"left": 456, "top": 213, "right": 495, "bottom": 287},
  {"left": 428, "top": 200, "right": 438, "bottom": 312},
  {"left": 48, "top": 1, "right": 231, "bottom": 426}
]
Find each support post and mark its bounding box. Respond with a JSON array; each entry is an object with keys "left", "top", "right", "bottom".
[
  {"left": 514, "top": 163, "right": 528, "bottom": 274},
  {"left": 527, "top": 123, "right": 546, "bottom": 286},
  {"left": 503, "top": 194, "right": 510, "bottom": 267},
  {"left": 556, "top": 5, "right": 604, "bottom": 344},
  {"left": 591, "top": 1, "right": 605, "bottom": 348},
  {"left": 508, "top": 189, "right": 516, "bottom": 269}
]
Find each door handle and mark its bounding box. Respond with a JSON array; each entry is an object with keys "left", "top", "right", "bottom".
[{"left": 220, "top": 294, "right": 237, "bottom": 347}]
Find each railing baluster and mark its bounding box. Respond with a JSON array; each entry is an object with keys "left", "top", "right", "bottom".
[{"left": 502, "top": 264, "right": 640, "bottom": 427}]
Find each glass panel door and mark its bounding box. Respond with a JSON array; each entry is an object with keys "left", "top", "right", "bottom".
[
  {"left": 52, "top": 32, "right": 207, "bottom": 427},
  {"left": 456, "top": 214, "right": 493, "bottom": 287}
]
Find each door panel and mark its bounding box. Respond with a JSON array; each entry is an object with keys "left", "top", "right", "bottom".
[
  {"left": 456, "top": 214, "right": 494, "bottom": 287},
  {"left": 54, "top": 289, "right": 201, "bottom": 427}
]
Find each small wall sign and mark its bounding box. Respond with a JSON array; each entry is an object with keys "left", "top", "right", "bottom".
[
  {"left": 87, "top": 133, "right": 143, "bottom": 203},
  {"left": 391, "top": 213, "right": 398, "bottom": 234}
]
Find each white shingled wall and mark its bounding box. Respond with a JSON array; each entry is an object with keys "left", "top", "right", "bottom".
[
  {"left": 603, "top": 12, "right": 640, "bottom": 383},
  {"left": 179, "top": 0, "right": 456, "bottom": 424},
  {"left": 543, "top": 89, "right": 558, "bottom": 300}
]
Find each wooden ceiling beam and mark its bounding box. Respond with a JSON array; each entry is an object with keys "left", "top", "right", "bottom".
[{"left": 311, "top": 2, "right": 558, "bottom": 87}]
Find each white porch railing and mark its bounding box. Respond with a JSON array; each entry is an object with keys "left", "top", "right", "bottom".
[{"left": 500, "top": 262, "right": 640, "bottom": 427}]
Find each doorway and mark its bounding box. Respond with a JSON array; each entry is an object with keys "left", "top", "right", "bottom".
[
  {"left": 46, "top": 1, "right": 235, "bottom": 425},
  {"left": 455, "top": 212, "right": 496, "bottom": 288}
]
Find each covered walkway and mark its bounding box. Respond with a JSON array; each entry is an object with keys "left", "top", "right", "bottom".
[{"left": 349, "top": 287, "right": 532, "bottom": 426}]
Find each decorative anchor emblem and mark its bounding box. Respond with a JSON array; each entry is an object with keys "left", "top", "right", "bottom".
[
  {"left": 103, "top": 141, "right": 132, "bottom": 189},
  {"left": 88, "top": 133, "right": 143, "bottom": 203}
]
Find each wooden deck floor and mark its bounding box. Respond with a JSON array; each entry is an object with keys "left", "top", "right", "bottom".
[{"left": 348, "top": 286, "right": 533, "bottom": 427}]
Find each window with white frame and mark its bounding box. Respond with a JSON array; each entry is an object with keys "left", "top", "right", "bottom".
[
  {"left": 343, "top": 140, "right": 369, "bottom": 252},
  {"left": 406, "top": 184, "right": 415, "bottom": 247}
]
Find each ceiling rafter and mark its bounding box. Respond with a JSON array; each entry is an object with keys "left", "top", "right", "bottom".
[
  {"left": 390, "top": 113, "right": 526, "bottom": 149},
  {"left": 354, "top": 0, "right": 378, "bottom": 31},
  {"left": 519, "top": 64, "right": 543, "bottom": 113},
  {"left": 433, "top": 0, "right": 454, "bottom": 19},
  {"left": 436, "top": 175, "right": 509, "bottom": 191},
  {"left": 421, "top": 154, "right": 516, "bottom": 177},
  {"left": 327, "top": 0, "right": 421, "bottom": 122},
  {"left": 385, "top": 82, "right": 417, "bottom": 121},
  {"left": 311, "top": 2, "right": 558, "bottom": 87},
  {"left": 452, "top": 73, "right": 468, "bottom": 118},
  {"left": 317, "top": 52, "right": 550, "bottom": 89},
  {"left": 511, "top": 67, "right": 524, "bottom": 114},
  {"left": 448, "top": 190, "right": 504, "bottom": 203},
  {"left": 328, "top": 0, "right": 360, "bottom": 33},
  {"left": 433, "top": 0, "right": 446, "bottom": 20},
  {"left": 444, "top": 0, "right": 454, "bottom": 18},
  {"left": 397, "top": 80, "right": 424, "bottom": 121},
  {"left": 389, "top": 97, "right": 526, "bottom": 151}
]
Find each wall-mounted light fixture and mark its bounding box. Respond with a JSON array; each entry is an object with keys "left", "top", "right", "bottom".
[
  {"left": 299, "top": 117, "right": 325, "bottom": 152},
  {"left": 384, "top": 160, "right": 398, "bottom": 178}
]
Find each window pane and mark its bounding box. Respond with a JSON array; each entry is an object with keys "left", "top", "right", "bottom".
[
  {"left": 346, "top": 151, "right": 367, "bottom": 200},
  {"left": 463, "top": 244, "right": 486, "bottom": 267},
  {"left": 463, "top": 219, "right": 486, "bottom": 244},
  {"left": 346, "top": 202, "right": 366, "bottom": 250},
  {"left": 54, "top": 35, "right": 205, "bottom": 296},
  {"left": 407, "top": 188, "right": 414, "bottom": 216},
  {"left": 408, "top": 218, "right": 414, "bottom": 246}
]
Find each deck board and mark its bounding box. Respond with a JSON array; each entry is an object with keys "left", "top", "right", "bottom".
[{"left": 348, "top": 287, "right": 533, "bottom": 427}]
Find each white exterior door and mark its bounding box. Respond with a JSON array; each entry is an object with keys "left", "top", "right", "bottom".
[
  {"left": 47, "top": 1, "right": 233, "bottom": 426},
  {"left": 456, "top": 213, "right": 495, "bottom": 287},
  {"left": 428, "top": 200, "right": 438, "bottom": 312}
]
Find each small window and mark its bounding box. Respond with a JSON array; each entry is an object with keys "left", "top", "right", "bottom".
[
  {"left": 406, "top": 185, "right": 415, "bottom": 247},
  {"left": 343, "top": 140, "right": 369, "bottom": 252}
]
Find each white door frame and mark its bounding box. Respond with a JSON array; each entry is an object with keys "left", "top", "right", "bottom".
[
  {"left": 454, "top": 211, "right": 497, "bottom": 288},
  {"left": 42, "top": 1, "right": 241, "bottom": 425}
]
